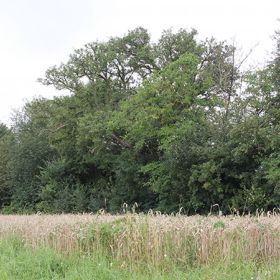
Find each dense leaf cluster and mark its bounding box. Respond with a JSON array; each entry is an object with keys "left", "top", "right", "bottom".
[{"left": 1, "top": 27, "right": 280, "bottom": 214}]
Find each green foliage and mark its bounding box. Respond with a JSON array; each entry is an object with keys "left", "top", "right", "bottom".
[
  {"left": 213, "top": 220, "right": 226, "bottom": 229},
  {"left": 1, "top": 27, "right": 280, "bottom": 213},
  {"left": 0, "top": 124, "right": 13, "bottom": 208}
]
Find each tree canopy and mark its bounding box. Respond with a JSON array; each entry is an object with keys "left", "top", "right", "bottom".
[{"left": 1, "top": 27, "right": 280, "bottom": 214}]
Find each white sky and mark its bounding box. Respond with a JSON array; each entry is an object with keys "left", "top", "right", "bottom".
[{"left": 0, "top": 0, "right": 279, "bottom": 124}]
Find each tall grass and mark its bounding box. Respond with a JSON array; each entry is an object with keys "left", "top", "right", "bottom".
[
  {"left": 1, "top": 236, "right": 279, "bottom": 280},
  {"left": 0, "top": 213, "right": 279, "bottom": 271}
]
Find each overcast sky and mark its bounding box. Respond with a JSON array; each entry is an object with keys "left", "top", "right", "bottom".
[{"left": 0, "top": 0, "right": 279, "bottom": 124}]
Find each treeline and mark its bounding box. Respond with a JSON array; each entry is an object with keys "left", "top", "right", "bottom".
[{"left": 0, "top": 27, "right": 280, "bottom": 214}]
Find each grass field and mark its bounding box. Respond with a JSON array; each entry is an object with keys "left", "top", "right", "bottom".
[{"left": 0, "top": 213, "right": 279, "bottom": 279}]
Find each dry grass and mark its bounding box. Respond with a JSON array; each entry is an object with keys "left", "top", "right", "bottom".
[{"left": 0, "top": 213, "right": 279, "bottom": 268}]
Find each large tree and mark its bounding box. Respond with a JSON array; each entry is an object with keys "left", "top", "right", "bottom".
[{"left": 2, "top": 27, "right": 280, "bottom": 214}]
